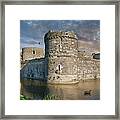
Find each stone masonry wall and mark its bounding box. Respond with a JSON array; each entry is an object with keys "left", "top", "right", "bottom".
[
  {"left": 20, "top": 31, "right": 100, "bottom": 83},
  {"left": 77, "top": 51, "right": 100, "bottom": 80},
  {"left": 21, "top": 47, "right": 44, "bottom": 61},
  {"left": 44, "top": 31, "right": 78, "bottom": 83},
  {"left": 20, "top": 58, "right": 45, "bottom": 80}
]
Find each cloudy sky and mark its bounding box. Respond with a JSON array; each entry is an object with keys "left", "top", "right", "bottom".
[{"left": 20, "top": 20, "right": 100, "bottom": 49}]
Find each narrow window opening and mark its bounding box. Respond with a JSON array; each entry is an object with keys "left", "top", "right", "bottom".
[
  {"left": 58, "top": 64, "right": 61, "bottom": 72},
  {"left": 32, "top": 50, "right": 36, "bottom": 54}
]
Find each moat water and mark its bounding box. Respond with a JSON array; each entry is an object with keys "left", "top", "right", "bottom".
[{"left": 21, "top": 79, "right": 100, "bottom": 100}]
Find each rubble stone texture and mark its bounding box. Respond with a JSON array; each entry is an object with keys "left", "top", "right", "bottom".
[
  {"left": 21, "top": 31, "right": 100, "bottom": 84},
  {"left": 21, "top": 47, "right": 44, "bottom": 61},
  {"left": 44, "top": 31, "right": 78, "bottom": 83}
]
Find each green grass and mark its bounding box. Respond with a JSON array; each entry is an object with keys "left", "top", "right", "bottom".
[
  {"left": 43, "top": 94, "right": 62, "bottom": 100},
  {"left": 20, "top": 95, "right": 31, "bottom": 100},
  {"left": 20, "top": 94, "right": 62, "bottom": 100}
]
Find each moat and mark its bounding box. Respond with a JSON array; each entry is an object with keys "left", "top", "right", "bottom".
[{"left": 21, "top": 79, "right": 100, "bottom": 100}]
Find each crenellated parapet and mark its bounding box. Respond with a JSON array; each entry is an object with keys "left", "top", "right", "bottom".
[
  {"left": 44, "top": 31, "right": 78, "bottom": 58},
  {"left": 44, "top": 31, "right": 78, "bottom": 40}
]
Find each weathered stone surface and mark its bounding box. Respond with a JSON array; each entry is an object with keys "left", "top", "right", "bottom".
[
  {"left": 44, "top": 31, "right": 78, "bottom": 83},
  {"left": 20, "top": 58, "right": 45, "bottom": 80},
  {"left": 20, "top": 31, "right": 100, "bottom": 84},
  {"left": 21, "top": 47, "right": 44, "bottom": 61}
]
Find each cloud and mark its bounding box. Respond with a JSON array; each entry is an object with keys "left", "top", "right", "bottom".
[
  {"left": 20, "top": 43, "right": 45, "bottom": 50},
  {"left": 20, "top": 20, "right": 100, "bottom": 48},
  {"left": 25, "top": 21, "right": 33, "bottom": 25}
]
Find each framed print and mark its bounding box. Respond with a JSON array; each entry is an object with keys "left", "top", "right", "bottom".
[{"left": 0, "top": 0, "right": 119, "bottom": 119}]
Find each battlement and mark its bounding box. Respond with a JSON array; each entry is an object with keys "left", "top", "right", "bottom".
[
  {"left": 45, "top": 31, "right": 78, "bottom": 58},
  {"left": 44, "top": 31, "right": 78, "bottom": 41}
]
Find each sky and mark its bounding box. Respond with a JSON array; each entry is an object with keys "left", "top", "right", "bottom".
[{"left": 20, "top": 20, "right": 100, "bottom": 49}]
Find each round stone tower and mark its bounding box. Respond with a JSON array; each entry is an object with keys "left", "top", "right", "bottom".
[{"left": 44, "top": 31, "right": 78, "bottom": 84}]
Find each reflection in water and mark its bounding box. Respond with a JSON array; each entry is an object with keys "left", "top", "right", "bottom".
[{"left": 21, "top": 80, "right": 100, "bottom": 100}]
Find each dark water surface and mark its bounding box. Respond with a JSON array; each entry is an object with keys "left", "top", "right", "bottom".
[{"left": 21, "top": 80, "right": 100, "bottom": 100}]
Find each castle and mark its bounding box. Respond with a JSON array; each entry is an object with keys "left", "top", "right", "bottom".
[
  {"left": 20, "top": 31, "right": 100, "bottom": 84},
  {"left": 20, "top": 47, "right": 44, "bottom": 68},
  {"left": 21, "top": 47, "right": 44, "bottom": 61}
]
